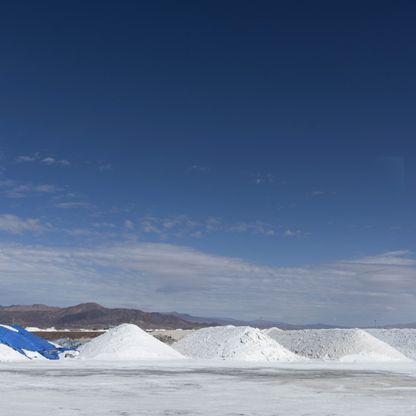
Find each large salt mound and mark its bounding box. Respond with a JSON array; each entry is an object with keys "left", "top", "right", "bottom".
[
  {"left": 173, "top": 326, "right": 303, "bottom": 362},
  {"left": 367, "top": 329, "right": 416, "bottom": 360},
  {"left": 0, "top": 344, "right": 28, "bottom": 362},
  {"left": 78, "top": 324, "right": 184, "bottom": 361},
  {"left": 266, "top": 329, "right": 409, "bottom": 362}
]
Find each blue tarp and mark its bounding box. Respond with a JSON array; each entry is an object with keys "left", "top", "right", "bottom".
[{"left": 0, "top": 324, "right": 73, "bottom": 360}]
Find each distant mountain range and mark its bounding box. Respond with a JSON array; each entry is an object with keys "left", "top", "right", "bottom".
[
  {"left": 383, "top": 323, "right": 416, "bottom": 329},
  {"left": 0, "top": 303, "right": 198, "bottom": 330},
  {"left": 168, "top": 312, "right": 416, "bottom": 329},
  {"left": 168, "top": 312, "right": 343, "bottom": 329},
  {"left": 1, "top": 303, "right": 414, "bottom": 329}
]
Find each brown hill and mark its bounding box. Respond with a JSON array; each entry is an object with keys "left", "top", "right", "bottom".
[{"left": 0, "top": 302, "right": 200, "bottom": 330}]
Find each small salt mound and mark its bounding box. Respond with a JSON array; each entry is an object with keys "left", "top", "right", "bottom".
[
  {"left": 0, "top": 344, "right": 28, "bottom": 362},
  {"left": 267, "top": 329, "right": 409, "bottom": 362},
  {"left": 367, "top": 329, "right": 416, "bottom": 360},
  {"left": 78, "top": 324, "right": 184, "bottom": 361},
  {"left": 173, "top": 326, "right": 303, "bottom": 362}
]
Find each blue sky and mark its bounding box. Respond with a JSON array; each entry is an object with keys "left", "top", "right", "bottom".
[{"left": 0, "top": 1, "right": 415, "bottom": 325}]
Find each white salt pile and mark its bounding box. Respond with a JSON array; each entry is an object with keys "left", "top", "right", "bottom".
[
  {"left": 0, "top": 344, "right": 28, "bottom": 362},
  {"left": 266, "top": 328, "right": 409, "bottom": 362},
  {"left": 367, "top": 329, "right": 416, "bottom": 360},
  {"left": 264, "top": 327, "right": 283, "bottom": 337},
  {"left": 78, "top": 323, "right": 184, "bottom": 360},
  {"left": 173, "top": 326, "right": 304, "bottom": 362}
]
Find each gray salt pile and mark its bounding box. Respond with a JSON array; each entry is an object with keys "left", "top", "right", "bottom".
[
  {"left": 265, "top": 328, "right": 410, "bottom": 362},
  {"left": 367, "top": 329, "right": 416, "bottom": 360}
]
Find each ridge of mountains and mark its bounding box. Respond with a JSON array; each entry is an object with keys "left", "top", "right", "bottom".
[
  {"left": 0, "top": 303, "right": 414, "bottom": 330},
  {"left": 167, "top": 312, "right": 341, "bottom": 329},
  {"left": 0, "top": 303, "right": 197, "bottom": 330}
]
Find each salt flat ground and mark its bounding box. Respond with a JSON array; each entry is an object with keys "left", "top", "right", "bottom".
[{"left": 1, "top": 361, "right": 416, "bottom": 416}]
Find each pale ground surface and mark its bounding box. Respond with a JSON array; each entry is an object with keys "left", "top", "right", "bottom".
[{"left": 1, "top": 360, "right": 416, "bottom": 416}]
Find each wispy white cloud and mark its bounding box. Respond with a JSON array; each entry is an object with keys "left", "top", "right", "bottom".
[
  {"left": 0, "top": 243, "right": 413, "bottom": 325},
  {"left": 64, "top": 227, "right": 117, "bottom": 238},
  {"left": 228, "top": 221, "right": 277, "bottom": 236},
  {"left": 16, "top": 153, "right": 71, "bottom": 166},
  {"left": 139, "top": 215, "right": 303, "bottom": 239},
  {"left": 140, "top": 215, "right": 198, "bottom": 238},
  {"left": 41, "top": 157, "right": 71, "bottom": 166},
  {"left": 0, "top": 178, "right": 58, "bottom": 198},
  {"left": 16, "top": 155, "right": 38, "bottom": 163},
  {"left": 283, "top": 229, "right": 303, "bottom": 237},
  {"left": 123, "top": 219, "right": 135, "bottom": 230},
  {"left": 97, "top": 162, "right": 112, "bottom": 172},
  {"left": 250, "top": 173, "right": 274, "bottom": 184},
  {"left": 54, "top": 201, "right": 94, "bottom": 209},
  {"left": 0, "top": 214, "right": 49, "bottom": 234},
  {"left": 15, "top": 153, "right": 115, "bottom": 172},
  {"left": 348, "top": 250, "right": 416, "bottom": 266},
  {"left": 92, "top": 222, "right": 117, "bottom": 229}
]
